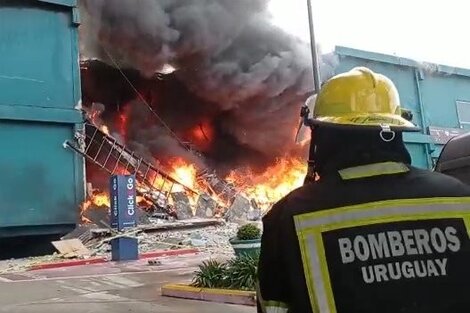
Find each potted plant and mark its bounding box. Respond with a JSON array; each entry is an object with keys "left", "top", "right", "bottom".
[{"left": 229, "top": 223, "right": 262, "bottom": 257}]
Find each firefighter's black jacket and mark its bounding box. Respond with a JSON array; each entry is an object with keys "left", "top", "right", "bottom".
[{"left": 257, "top": 165, "right": 470, "bottom": 313}]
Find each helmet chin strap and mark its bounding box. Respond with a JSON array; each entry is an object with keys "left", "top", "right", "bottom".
[{"left": 303, "top": 125, "right": 318, "bottom": 185}]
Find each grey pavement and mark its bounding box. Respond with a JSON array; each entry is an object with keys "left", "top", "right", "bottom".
[{"left": 0, "top": 253, "right": 254, "bottom": 313}]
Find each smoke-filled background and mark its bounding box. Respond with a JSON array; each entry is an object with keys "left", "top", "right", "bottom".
[{"left": 79, "top": 0, "right": 338, "bottom": 176}]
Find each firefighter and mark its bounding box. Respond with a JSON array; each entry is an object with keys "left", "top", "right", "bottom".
[{"left": 257, "top": 67, "right": 470, "bottom": 313}]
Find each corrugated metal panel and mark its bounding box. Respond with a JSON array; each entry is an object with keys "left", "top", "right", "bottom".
[
  {"left": 0, "top": 1, "right": 84, "bottom": 237},
  {"left": 0, "top": 5, "right": 78, "bottom": 110},
  {"left": 0, "top": 121, "right": 79, "bottom": 228}
]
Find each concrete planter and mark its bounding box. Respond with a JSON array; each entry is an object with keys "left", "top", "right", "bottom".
[
  {"left": 229, "top": 238, "right": 261, "bottom": 258},
  {"left": 162, "top": 284, "right": 256, "bottom": 306}
]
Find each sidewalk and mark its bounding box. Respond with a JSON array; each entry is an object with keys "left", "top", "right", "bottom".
[{"left": 0, "top": 253, "right": 253, "bottom": 313}]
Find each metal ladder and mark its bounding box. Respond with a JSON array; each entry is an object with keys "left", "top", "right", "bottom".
[{"left": 65, "top": 123, "right": 198, "bottom": 200}]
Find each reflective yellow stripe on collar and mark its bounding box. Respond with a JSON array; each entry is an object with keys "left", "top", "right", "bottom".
[{"left": 338, "top": 162, "right": 409, "bottom": 180}]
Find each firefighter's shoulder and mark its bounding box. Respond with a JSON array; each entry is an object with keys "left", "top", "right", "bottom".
[{"left": 409, "top": 166, "right": 470, "bottom": 196}]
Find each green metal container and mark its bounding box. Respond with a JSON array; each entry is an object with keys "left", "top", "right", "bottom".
[
  {"left": 0, "top": 0, "right": 84, "bottom": 238},
  {"left": 229, "top": 238, "right": 261, "bottom": 258}
]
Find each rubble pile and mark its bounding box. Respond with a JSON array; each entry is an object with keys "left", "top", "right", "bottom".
[
  {"left": 0, "top": 256, "right": 57, "bottom": 274},
  {"left": 78, "top": 223, "right": 239, "bottom": 257},
  {"left": 138, "top": 223, "right": 240, "bottom": 255},
  {"left": 83, "top": 177, "right": 262, "bottom": 223},
  {"left": 77, "top": 173, "right": 262, "bottom": 261},
  {"left": 70, "top": 184, "right": 262, "bottom": 267},
  {"left": 0, "top": 220, "right": 245, "bottom": 274},
  {"left": 79, "top": 216, "right": 244, "bottom": 253}
]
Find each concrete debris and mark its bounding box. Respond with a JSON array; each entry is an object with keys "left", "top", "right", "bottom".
[
  {"left": 150, "top": 212, "right": 174, "bottom": 221},
  {"left": 88, "top": 218, "right": 228, "bottom": 254},
  {"left": 0, "top": 255, "right": 58, "bottom": 274},
  {"left": 171, "top": 192, "right": 193, "bottom": 220},
  {"left": 250, "top": 199, "right": 261, "bottom": 211},
  {"left": 82, "top": 206, "right": 110, "bottom": 228},
  {"left": 61, "top": 224, "right": 99, "bottom": 243},
  {"left": 0, "top": 220, "right": 241, "bottom": 274},
  {"left": 89, "top": 228, "right": 112, "bottom": 237},
  {"left": 225, "top": 194, "right": 252, "bottom": 222},
  {"left": 146, "top": 222, "right": 239, "bottom": 255},
  {"left": 196, "top": 170, "right": 238, "bottom": 203},
  {"left": 195, "top": 193, "right": 217, "bottom": 218},
  {"left": 82, "top": 206, "right": 150, "bottom": 233},
  {"left": 140, "top": 218, "right": 223, "bottom": 233},
  {"left": 148, "top": 190, "right": 168, "bottom": 208},
  {"left": 181, "top": 233, "right": 208, "bottom": 247},
  {"left": 135, "top": 221, "right": 239, "bottom": 254},
  {"left": 72, "top": 218, "right": 222, "bottom": 239},
  {"left": 52, "top": 239, "right": 91, "bottom": 259},
  {"left": 135, "top": 207, "right": 151, "bottom": 225},
  {"left": 247, "top": 209, "right": 262, "bottom": 221}
]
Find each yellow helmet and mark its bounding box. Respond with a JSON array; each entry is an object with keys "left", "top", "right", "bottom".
[{"left": 310, "top": 67, "right": 419, "bottom": 131}]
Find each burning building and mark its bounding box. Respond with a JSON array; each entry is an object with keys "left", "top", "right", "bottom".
[
  {"left": 0, "top": 0, "right": 340, "bottom": 251},
  {"left": 76, "top": 0, "right": 338, "bottom": 218}
]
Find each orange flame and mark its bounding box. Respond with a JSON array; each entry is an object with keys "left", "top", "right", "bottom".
[
  {"left": 168, "top": 158, "right": 198, "bottom": 207},
  {"left": 91, "top": 192, "right": 111, "bottom": 207},
  {"left": 226, "top": 158, "right": 307, "bottom": 211},
  {"left": 170, "top": 159, "right": 197, "bottom": 189},
  {"left": 82, "top": 141, "right": 307, "bottom": 219},
  {"left": 147, "top": 158, "right": 199, "bottom": 209},
  {"left": 164, "top": 157, "right": 307, "bottom": 211},
  {"left": 80, "top": 191, "right": 110, "bottom": 222}
]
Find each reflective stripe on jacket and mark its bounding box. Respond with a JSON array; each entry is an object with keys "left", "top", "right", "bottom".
[{"left": 295, "top": 197, "right": 470, "bottom": 313}]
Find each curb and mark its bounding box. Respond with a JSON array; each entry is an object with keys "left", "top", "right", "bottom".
[
  {"left": 161, "top": 283, "right": 256, "bottom": 306},
  {"left": 28, "top": 248, "right": 199, "bottom": 271},
  {"left": 29, "top": 257, "right": 107, "bottom": 271}
]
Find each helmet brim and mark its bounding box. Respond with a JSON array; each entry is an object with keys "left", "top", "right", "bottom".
[{"left": 307, "top": 113, "right": 421, "bottom": 132}]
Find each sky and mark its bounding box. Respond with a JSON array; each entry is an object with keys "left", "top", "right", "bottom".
[{"left": 268, "top": 0, "right": 470, "bottom": 68}]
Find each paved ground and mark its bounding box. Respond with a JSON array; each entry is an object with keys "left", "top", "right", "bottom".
[{"left": 0, "top": 253, "right": 253, "bottom": 313}]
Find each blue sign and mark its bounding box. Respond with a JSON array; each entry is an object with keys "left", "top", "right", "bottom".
[{"left": 110, "top": 174, "right": 137, "bottom": 231}]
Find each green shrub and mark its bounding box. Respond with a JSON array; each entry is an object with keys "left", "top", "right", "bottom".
[
  {"left": 236, "top": 223, "right": 261, "bottom": 240},
  {"left": 191, "top": 253, "right": 260, "bottom": 291},
  {"left": 226, "top": 252, "right": 260, "bottom": 291},
  {"left": 191, "top": 260, "right": 229, "bottom": 289}
]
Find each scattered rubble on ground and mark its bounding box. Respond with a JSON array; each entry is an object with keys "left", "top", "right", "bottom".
[
  {"left": 82, "top": 206, "right": 110, "bottom": 228},
  {"left": 0, "top": 218, "right": 244, "bottom": 274},
  {"left": 0, "top": 254, "right": 58, "bottom": 274},
  {"left": 51, "top": 239, "right": 91, "bottom": 259},
  {"left": 106, "top": 219, "right": 247, "bottom": 256}
]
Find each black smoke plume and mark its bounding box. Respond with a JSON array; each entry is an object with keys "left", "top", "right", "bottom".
[{"left": 79, "top": 0, "right": 337, "bottom": 174}]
